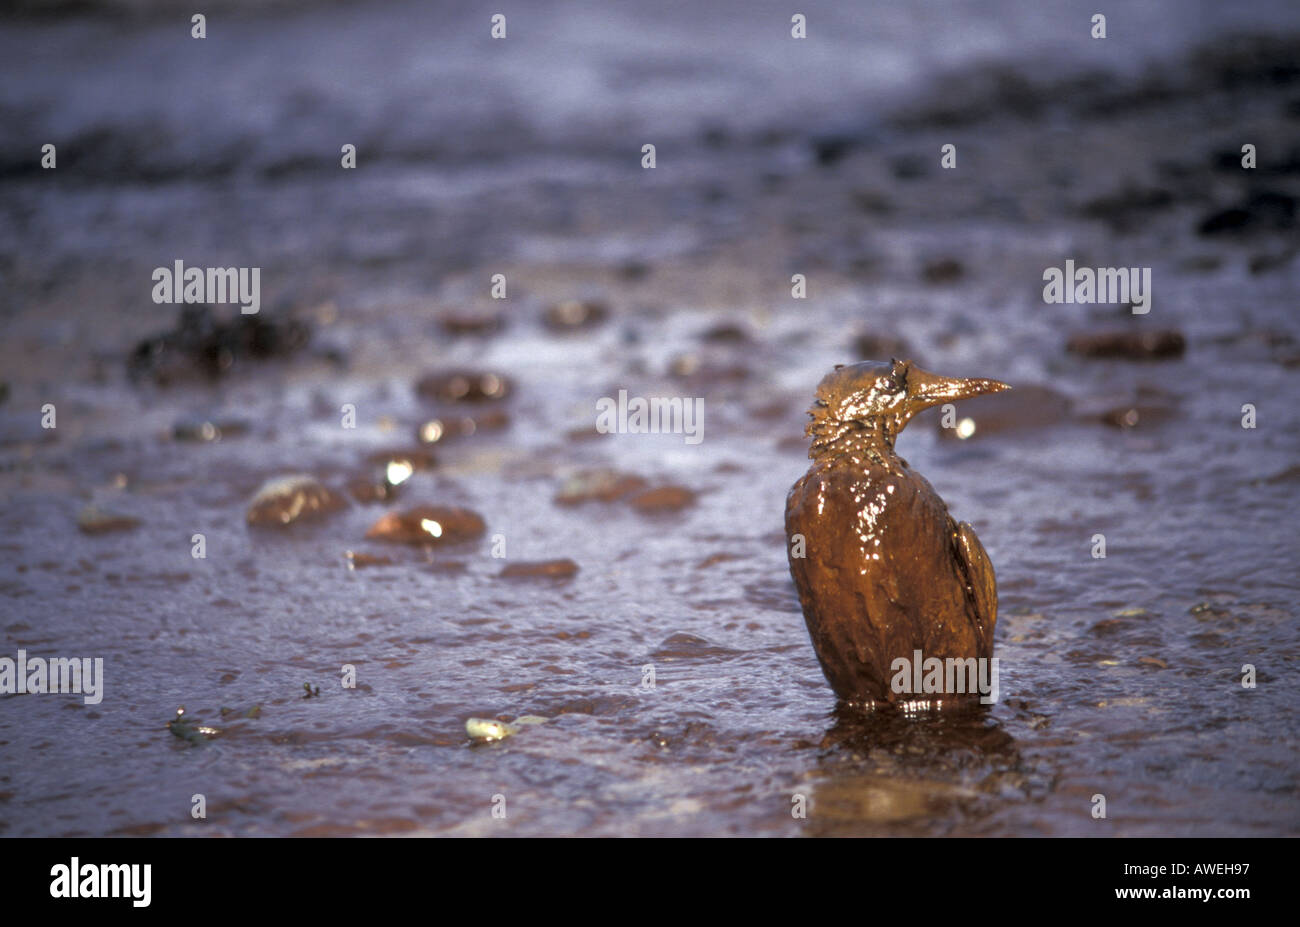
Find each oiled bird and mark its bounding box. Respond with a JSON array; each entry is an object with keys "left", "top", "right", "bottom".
[{"left": 785, "top": 359, "right": 1011, "bottom": 707}]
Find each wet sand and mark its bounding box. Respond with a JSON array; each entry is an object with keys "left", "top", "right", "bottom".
[{"left": 1, "top": 2, "right": 1298, "bottom": 836}]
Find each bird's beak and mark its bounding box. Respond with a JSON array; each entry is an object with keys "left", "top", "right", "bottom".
[{"left": 905, "top": 364, "right": 1011, "bottom": 414}]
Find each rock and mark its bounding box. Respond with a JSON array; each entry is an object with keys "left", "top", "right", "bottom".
[
  {"left": 345, "top": 550, "right": 395, "bottom": 570},
  {"left": 934, "top": 384, "right": 1071, "bottom": 440},
  {"left": 499, "top": 559, "right": 579, "bottom": 579},
  {"left": 127, "top": 305, "right": 310, "bottom": 386},
  {"left": 247, "top": 475, "right": 346, "bottom": 527},
  {"left": 543, "top": 300, "right": 608, "bottom": 332},
  {"left": 921, "top": 257, "right": 964, "bottom": 284},
  {"left": 348, "top": 478, "right": 396, "bottom": 504},
  {"left": 1079, "top": 186, "right": 1174, "bottom": 232},
  {"left": 667, "top": 352, "right": 749, "bottom": 384},
  {"left": 171, "top": 417, "right": 249, "bottom": 442},
  {"left": 1094, "top": 402, "right": 1178, "bottom": 429},
  {"left": 810, "top": 134, "right": 858, "bottom": 167},
  {"left": 853, "top": 331, "right": 911, "bottom": 361},
  {"left": 414, "top": 409, "right": 510, "bottom": 445},
  {"left": 438, "top": 310, "right": 503, "bottom": 337},
  {"left": 699, "top": 322, "right": 752, "bottom": 344},
  {"left": 364, "top": 505, "right": 486, "bottom": 545},
  {"left": 347, "top": 451, "right": 424, "bottom": 504},
  {"left": 415, "top": 370, "right": 512, "bottom": 403},
  {"left": 77, "top": 505, "right": 141, "bottom": 535},
  {"left": 890, "top": 154, "right": 928, "bottom": 180},
  {"left": 1197, "top": 190, "right": 1296, "bottom": 236},
  {"left": 1248, "top": 249, "right": 1297, "bottom": 274},
  {"left": 554, "top": 469, "right": 648, "bottom": 505},
  {"left": 628, "top": 485, "right": 697, "bottom": 513},
  {"left": 1066, "top": 329, "right": 1186, "bottom": 360}
]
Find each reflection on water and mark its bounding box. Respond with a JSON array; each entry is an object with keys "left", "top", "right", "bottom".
[{"left": 805, "top": 706, "right": 1028, "bottom": 836}]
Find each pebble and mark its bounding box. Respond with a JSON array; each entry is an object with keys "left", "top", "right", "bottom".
[
  {"left": 543, "top": 300, "right": 608, "bottom": 332},
  {"left": 414, "top": 409, "right": 510, "bottom": 445},
  {"left": 1066, "top": 329, "right": 1186, "bottom": 360},
  {"left": 77, "top": 505, "right": 141, "bottom": 535},
  {"left": 499, "top": 559, "right": 580, "bottom": 579},
  {"left": 438, "top": 310, "right": 503, "bottom": 337},
  {"left": 415, "top": 370, "right": 512, "bottom": 403},
  {"left": 364, "top": 505, "right": 486, "bottom": 545},
  {"left": 1197, "top": 190, "right": 1296, "bottom": 236},
  {"left": 128, "top": 305, "right": 310, "bottom": 385},
  {"left": 628, "top": 486, "right": 697, "bottom": 513},
  {"left": 554, "top": 469, "right": 648, "bottom": 505},
  {"left": 247, "top": 475, "right": 346, "bottom": 527},
  {"left": 345, "top": 550, "right": 395, "bottom": 570}
]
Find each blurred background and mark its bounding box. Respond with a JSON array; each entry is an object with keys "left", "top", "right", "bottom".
[{"left": 0, "top": 0, "right": 1297, "bottom": 836}]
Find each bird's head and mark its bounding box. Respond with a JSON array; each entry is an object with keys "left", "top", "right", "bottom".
[{"left": 807, "top": 358, "right": 1010, "bottom": 453}]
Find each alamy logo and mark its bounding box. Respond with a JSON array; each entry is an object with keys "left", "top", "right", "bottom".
[
  {"left": 1042, "top": 260, "right": 1151, "bottom": 314},
  {"left": 889, "top": 650, "right": 999, "bottom": 704},
  {"left": 50, "top": 858, "right": 150, "bottom": 907},
  {"left": 595, "top": 389, "right": 704, "bottom": 445},
  {"left": 0, "top": 650, "right": 103, "bottom": 704},
  {"left": 152, "top": 260, "right": 261, "bottom": 314}
]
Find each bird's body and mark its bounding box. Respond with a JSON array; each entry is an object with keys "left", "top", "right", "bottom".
[{"left": 785, "top": 359, "right": 1008, "bottom": 707}]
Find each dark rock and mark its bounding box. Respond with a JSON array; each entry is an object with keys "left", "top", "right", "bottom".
[
  {"left": 1197, "top": 190, "right": 1297, "bottom": 236},
  {"left": 851, "top": 189, "right": 894, "bottom": 215},
  {"left": 1066, "top": 329, "right": 1187, "bottom": 360},
  {"left": 1249, "top": 249, "right": 1297, "bottom": 274},
  {"left": 921, "top": 258, "right": 965, "bottom": 284},
  {"left": 1095, "top": 402, "right": 1178, "bottom": 429},
  {"left": 345, "top": 551, "right": 394, "bottom": 569},
  {"left": 128, "top": 305, "right": 310, "bottom": 386},
  {"left": 699, "top": 322, "right": 752, "bottom": 344},
  {"left": 890, "top": 154, "right": 928, "bottom": 180},
  {"left": 852, "top": 331, "right": 912, "bottom": 361},
  {"left": 619, "top": 260, "right": 651, "bottom": 281},
  {"left": 1079, "top": 186, "right": 1175, "bottom": 232},
  {"left": 363, "top": 448, "right": 436, "bottom": 470}
]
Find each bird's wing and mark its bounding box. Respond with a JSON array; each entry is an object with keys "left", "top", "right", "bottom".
[{"left": 951, "top": 518, "right": 997, "bottom": 656}]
